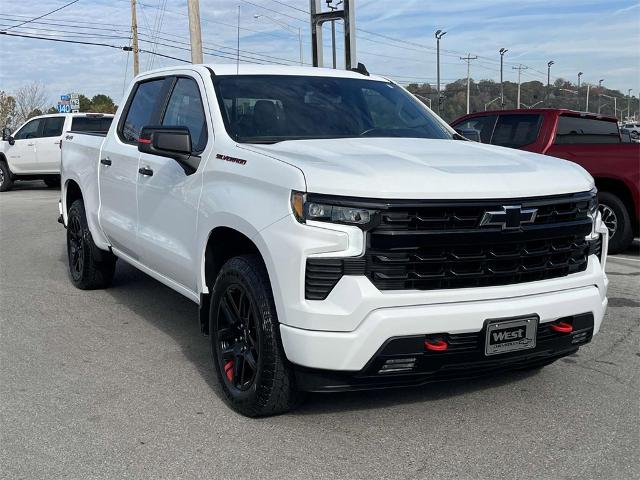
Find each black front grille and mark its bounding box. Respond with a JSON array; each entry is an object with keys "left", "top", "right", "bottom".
[{"left": 305, "top": 191, "right": 597, "bottom": 299}]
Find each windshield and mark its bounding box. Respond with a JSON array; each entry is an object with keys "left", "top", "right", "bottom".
[{"left": 213, "top": 75, "right": 452, "bottom": 143}]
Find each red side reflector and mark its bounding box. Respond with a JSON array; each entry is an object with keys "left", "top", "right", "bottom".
[
  {"left": 424, "top": 339, "right": 448, "bottom": 351},
  {"left": 224, "top": 360, "right": 234, "bottom": 381},
  {"left": 550, "top": 321, "right": 573, "bottom": 333},
  {"left": 138, "top": 137, "right": 152, "bottom": 144}
]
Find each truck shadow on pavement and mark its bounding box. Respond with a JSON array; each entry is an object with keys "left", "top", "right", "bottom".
[{"left": 85, "top": 256, "right": 552, "bottom": 416}]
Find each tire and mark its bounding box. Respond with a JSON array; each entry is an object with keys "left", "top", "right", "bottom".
[
  {"left": 66, "top": 199, "right": 116, "bottom": 289},
  {"left": 598, "top": 191, "right": 633, "bottom": 254},
  {"left": 44, "top": 176, "right": 61, "bottom": 188},
  {"left": 209, "top": 255, "right": 301, "bottom": 417},
  {"left": 0, "top": 161, "right": 13, "bottom": 192}
]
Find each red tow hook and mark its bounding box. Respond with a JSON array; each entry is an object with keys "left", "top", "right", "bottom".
[
  {"left": 424, "top": 339, "right": 448, "bottom": 351},
  {"left": 224, "top": 360, "right": 234, "bottom": 381},
  {"left": 550, "top": 321, "right": 573, "bottom": 333}
]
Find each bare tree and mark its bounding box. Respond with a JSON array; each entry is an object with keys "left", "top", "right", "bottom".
[
  {"left": 0, "top": 91, "right": 17, "bottom": 129},
  {"left": 14, "top": 82, "right": 49, "bottom": 125}
]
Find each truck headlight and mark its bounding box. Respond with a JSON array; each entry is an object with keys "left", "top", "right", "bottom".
[
  {"left": 291, "top": 191, "right": 377, "bottom": 227},
  {"left": 586, "top": 190, "right": 599, "bottom": 241}
]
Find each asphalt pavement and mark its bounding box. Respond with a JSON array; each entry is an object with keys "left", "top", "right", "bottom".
[{"left": 1, "top": 183, "right": 639, "bottom": 480}]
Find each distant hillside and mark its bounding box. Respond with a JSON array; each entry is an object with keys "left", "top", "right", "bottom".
[{"left": 406, "top": 79, "right": 636, "bottom": 123}]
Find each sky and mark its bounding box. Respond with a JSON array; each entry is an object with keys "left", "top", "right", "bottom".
[{"left": 0, "top": 0, "right": 639, "bottom": 107}]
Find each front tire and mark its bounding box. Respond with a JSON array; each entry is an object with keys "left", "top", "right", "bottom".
[
  {"left": 0, "top": 161, "right": 13, "bottom": 192},
  {"left": 67, "top": 199, "right": 116, "bottom": 289},
  {"left": 210, "top": 255, "right": 300, "bottom": 417},
  {"left": 598, "top": 191, "right": 633, "bottom": 254}
]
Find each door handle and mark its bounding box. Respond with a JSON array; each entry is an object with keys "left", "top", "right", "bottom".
[
  {"left": 100, "top": 158, "right": 112, "bottom": 166},
  {"left": 138, "top": 166, "right": 154, "bottom": 176},
  {"left": 27, "top": 143, "right": 35, "bottom": 146}
]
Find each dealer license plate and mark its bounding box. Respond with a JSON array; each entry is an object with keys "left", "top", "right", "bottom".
[{"left": 484, "top": 316, "right": 538, "bottom": 356}]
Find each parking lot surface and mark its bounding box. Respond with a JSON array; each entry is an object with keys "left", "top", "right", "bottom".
[{"left": 1, "top": 184, "right": 639, "bottom": 480}]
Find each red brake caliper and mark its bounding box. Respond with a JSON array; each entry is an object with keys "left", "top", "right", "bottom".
[{"left": 224, "top": 360, "right": 234, "bottom": 382}]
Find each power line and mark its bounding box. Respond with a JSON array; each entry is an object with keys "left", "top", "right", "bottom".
[
  {"left": 0, "top": 15, "right": 303, "bottom": 66},
  {"left": 1, "top": 0, "right": 80, "bottom": 31}
]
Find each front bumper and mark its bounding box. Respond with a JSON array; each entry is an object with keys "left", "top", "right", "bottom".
[
  {"left": 294, "top": 314, "right": 592, "bottom": 392},
  {"left": 281, "top": 281, "right": 608, "bottom": 373}
]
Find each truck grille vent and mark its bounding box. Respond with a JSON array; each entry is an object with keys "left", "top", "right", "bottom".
[{"left": 305, "top": 191, "right": 597, "bottom": 299}]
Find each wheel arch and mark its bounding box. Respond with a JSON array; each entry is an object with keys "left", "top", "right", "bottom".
[
  {"left": 64, "top": 178, "right": 83, "bottom": 213},
  {"left": 595, "top": 177, "right": 638, "bottom": 232},
  {"left": 199, "top": 225, "right": 272, "bottom": 335}
]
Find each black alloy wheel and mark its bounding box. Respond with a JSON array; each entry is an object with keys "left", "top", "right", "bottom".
[
  {"left": 216, "top": 284, "right": 260, "bottom": 391},
  {"left": 210, "top": 255, "right": 301, "bottom": 417},
  {"left": 67, "top": 213, "right": 85, "bottom": 282}
]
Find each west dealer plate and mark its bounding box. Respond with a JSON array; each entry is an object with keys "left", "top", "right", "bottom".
[{"left": 484, "top": 316, "right": 538, "bottom": 356}]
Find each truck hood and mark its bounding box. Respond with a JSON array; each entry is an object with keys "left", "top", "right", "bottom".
[{"left": 244, "top": 137, "right": 594, "bottom": 199}]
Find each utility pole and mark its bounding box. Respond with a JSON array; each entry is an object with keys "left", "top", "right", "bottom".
[
  {"left": 585, "top": 84, "right": 590, "bottom": 112},
  {"left": 499, "top": 48, "right": 508, "bottom": 107},
  {"left": 546, "top": 60, "right": 554, "bottom": 106},
  {"left": 130, "top": 0, "right": 139, "bottom": 76},
  {"left": 512, "top": 64, "right": 528, "bottom": 108},
  {"left": 187, "top": 0, "right": 204, "bottom": 64},
  {"left": 460, "top": 54, "right": 477, "bottom": 114},
  {"left": 628, "top": 89, "right": 632, "bottom": 120},
  {"left": 598, "top": 79, "right": 604, "bottom": 114},
  {"left": 435, "top": 29, "right": 446, "bottom": 115}
]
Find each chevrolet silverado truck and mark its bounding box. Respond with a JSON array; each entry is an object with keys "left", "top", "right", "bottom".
[
  {"left": 60, "top": 65, "right": 609, "bottom": 417},
  {"left": 451, "top": 109, "right": 639, "bottom": 253},
  {"left": 1, "top": 113, "right": 113, "bottom": 192}
]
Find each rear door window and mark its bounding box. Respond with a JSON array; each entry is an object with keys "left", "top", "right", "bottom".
[
  {"left": 555, "top": 116, "right": 620, "bottom": 144},
  {"left": 41, "top": 117, "right": 65, "bottom": 137},
  {"left": 455, "top": 115, "right": 497, "bottom": 143},
  {"left": 491, "top": 114, "right": 541, "bottom": 148},
  {"left": 71, "top": 116, "right": 113, "bottom": 134},
  {"left": 119, "top": 79, "right": 165, "bottom": 143}
]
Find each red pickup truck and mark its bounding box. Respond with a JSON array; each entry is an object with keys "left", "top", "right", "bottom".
[{"left": 451, "top": 109, "right": 640, "bottom": 253}]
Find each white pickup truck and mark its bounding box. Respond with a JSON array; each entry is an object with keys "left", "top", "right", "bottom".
[
  {"left": 0, "top": 113, "right": 113, "bottom": 191},
  {"left": 60, "top": 64, "right": 609, "bottom": 417}
]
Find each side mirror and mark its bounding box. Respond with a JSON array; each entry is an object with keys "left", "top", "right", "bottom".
[
  {"left": 455, "top": 128, "right": 482, "bottom": 142},
  {"left": 2, "top": 127, "right": 13, "bottom": 144},
  {"left": 138, "top": 126, "right": 198, "bottom": 173}
]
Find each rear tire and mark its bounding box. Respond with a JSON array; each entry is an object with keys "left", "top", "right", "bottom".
[
  {"left": 0, "top": 161, "right": 13, "bottom": 192},
  {"left": 67, "top": 199, "right": 116, "bottom": 289},
  {"left": 209, "top": 255, "right": 301, "bottom": 417},
  {"left": 598, "top": 191, "right": 633, "bottom": 254}
]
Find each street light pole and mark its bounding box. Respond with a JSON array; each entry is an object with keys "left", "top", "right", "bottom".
[
  {"left": 499, "top": 48, "right": 508, "bottom": 108},
  {"left": 435, "top": 29, "right": 446, "bottom": 115},
  {"left": 546, "top": 60, "right": 554, "bottom": 106},
  {"left": 628, "top": 89, "right": 633, "bottom": 120}
]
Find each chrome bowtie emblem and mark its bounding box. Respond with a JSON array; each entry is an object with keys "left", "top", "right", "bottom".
[{"left": 480, "top": 205, "right": 538, "bottom": 230}]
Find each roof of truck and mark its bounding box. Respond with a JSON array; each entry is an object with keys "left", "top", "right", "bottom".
[{"left": 139, "top": 63, "right": 390, "bottom": 82}]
